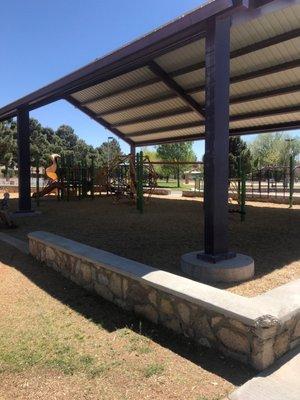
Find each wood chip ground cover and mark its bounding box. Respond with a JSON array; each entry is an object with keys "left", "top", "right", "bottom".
[{"left": 7, "top": 195, "right": 300, "bottom": 296}]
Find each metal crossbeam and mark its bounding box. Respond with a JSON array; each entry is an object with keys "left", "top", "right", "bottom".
[
  {"left": 148, "top": 61, "right": 205, "bottom": 118},
  {"left": 66, "top": 96, "right": 134, "bottom": 145}
]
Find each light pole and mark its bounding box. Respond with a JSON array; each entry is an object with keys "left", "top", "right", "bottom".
[
  {"left": 107, "top": 136, "right": 113, "bottom": 194},
  {"left": 285, "top": 138, "right": 295, "bottom": 208},
  {"left": 107, "top": 136, "right": 113, "bottom": 167}
]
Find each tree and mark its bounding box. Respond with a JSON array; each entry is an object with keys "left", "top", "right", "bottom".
[
  {"left": 156, "top": 142, "right": 196, "bottom": 187},
  {"left": 30, "top": 119, "right": 51, "bottom": 166},
  {"left": 0, "top": 117, "right": 123, "bottom": 174},
  {"left": 142, "top": 148, "right": 162, "bottom": 177},
  {"left": 96, "top": 138, "right": 122, "bottom": 166},
  {"left": 229, "top": 136, "right": 251, "bottom": 178},
  {"left": 0, "top": 120, "right": 17, "bottom": 178},
  {"left": 73, "top": 139, "right": 96, "bottom": 165},
  {"left": 250, "top": 132, "right": 300, "bottom": 168},
  {"left": 56, "top": 125, "right": 78, "bottom": 150}
]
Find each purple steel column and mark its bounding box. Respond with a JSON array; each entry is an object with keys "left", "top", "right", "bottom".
[
  {"left": 202, "top": 16, "right": 233, "bottom": 261},
  {"left": 130, "top": 144, "right": 136, "bottom": 160},
  {"left": 17, "top": 108, "right": 32, "bottom": 212}
]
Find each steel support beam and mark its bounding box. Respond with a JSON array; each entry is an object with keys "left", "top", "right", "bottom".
[
  {"left": 17, "top": 108, "right": 31, "bottom": 212},
  {"left": 202, "top": 16, "right": 232, "bottom": 261},
  {"left": 66, "top": 96, "right": 134, "bottom": 146},
  {"left": 130, "top": 143, "right": 136, "bottom": 159},
  {"left": 148, "top": 61, "right": 205, "bottom": 118}
]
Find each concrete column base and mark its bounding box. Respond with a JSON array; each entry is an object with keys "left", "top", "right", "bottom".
[{"left": 181, "top": 251, "right": 254, "bottom": 283}]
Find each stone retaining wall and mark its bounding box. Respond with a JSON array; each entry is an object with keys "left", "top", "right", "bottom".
[
  {"left": 181, "top": 191, "right": 300, "bottom": 204},
  {"left": 28, "top": 231, "right": 300, "bottom": 371},
  {"left": 144, "top": 188, "right": 172, "bottom": 195}
]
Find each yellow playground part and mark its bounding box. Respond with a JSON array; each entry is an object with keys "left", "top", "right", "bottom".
[{"left": 45, "top": 154, "right": 60, "bottom": 182}]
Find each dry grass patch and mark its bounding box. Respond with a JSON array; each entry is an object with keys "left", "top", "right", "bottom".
[{"left": 0, "top": 242, "right": 253, "bottom": 400}]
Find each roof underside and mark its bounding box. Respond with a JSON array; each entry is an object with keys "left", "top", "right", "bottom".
[{"left": 1, "top": 0, "right": 300, "bottom": 146}]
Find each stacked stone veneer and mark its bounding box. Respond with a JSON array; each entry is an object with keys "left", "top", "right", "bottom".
[
  {"left": 182, "top": 190, "right": 300, "bottom": 205},
  {"left": 28, "top": 231, "right": 300, "bottom": 371}
]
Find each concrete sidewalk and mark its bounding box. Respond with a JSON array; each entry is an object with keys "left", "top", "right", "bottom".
[{"left": 227, "top": 348, "right": 300, "bottom": 400}]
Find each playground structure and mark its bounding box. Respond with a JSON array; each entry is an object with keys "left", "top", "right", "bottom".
[
  {"left": 32, "top": 154, "right": 64, "bottom": 202},
  {"left": 32, "top": 151, "right": 158, "bottom": 213},
  {"left": 32, "top": 152, "right": 299, "bottom": 222},
  {"left": 106, "top": 152, "right": 158, "bottom": 208}
]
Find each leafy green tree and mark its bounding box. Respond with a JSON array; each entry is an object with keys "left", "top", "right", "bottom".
[
  {"left": 0, "top": 120, "right": 17, "bottom": 178},
  {"left": 142, "top": 148, "right": 162, "bottom": 177},
  {"left": 0, "top": 117, "right": 124, "bottom": 174},
  {"left": 250, "top": 133, "right": 300, "bottom": 168},
  {"left": 73, "top": 139, "right": 96, "bottom": 165},
  {"left": 56, "top": 125, "right": 78, "bottom": 150},
  {"left": 96, "top": 138, "right": 122, "bottom": 166},
  {"left": 229, "top": 136, "right": 251, "bottom": 178},
  {"left": 30, "top": 119, "right": 51, "bottom": 166},
  {"left": 156, "top": 142, "right": 196, "bottom": 187}
]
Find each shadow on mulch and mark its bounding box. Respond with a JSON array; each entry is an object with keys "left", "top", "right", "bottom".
[{"left": 0, "top": 244, "right": 255, "bottom": 387}]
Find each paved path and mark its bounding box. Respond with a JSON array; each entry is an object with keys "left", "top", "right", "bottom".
[
  {"left": 228, "top": 348, "right": 300, "bottom": 400},
  {"left": 0, "top": 232, "right": 29, "bottom": 254}
]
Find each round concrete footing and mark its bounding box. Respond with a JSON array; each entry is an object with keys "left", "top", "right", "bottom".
[{"left": 181, "top": 251, "right": 254, "bottom": 283}]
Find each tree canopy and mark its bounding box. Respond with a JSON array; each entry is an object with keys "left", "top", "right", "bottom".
[
  {"left": 156, "top": 142, "right": 196, "bottom": 186},
  {"left": 1, "top": 115, "right": 299, "bottom": 182},
  {"left": 0, "top": 118, "right": 123, "bottom": 177},
  {"left": 96, "top": 138, "right": 122, "bottom": 166},
  {"left": 249, "top": 132, "right": 300, "bottom": 168},
  {"left": 229, "top": 137, "right": 252, "bottom": 177}
]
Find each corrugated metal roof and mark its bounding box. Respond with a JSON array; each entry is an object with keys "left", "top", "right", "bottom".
[
  {"left": 85, "top": 81, "right": 171, "bottom": 114},
  {"left": 230, "top": 111, "right": 300, "bottom": 130},
  {"left": 230, "top": 93, "right": 300, "bottom": 115},
  {"left": 1, "top": 0, "right": 299, "bottom": 145},
  {"left": 132, "top": 126, "right": 205, "bottom": 143},
  {"left": 69, "top": 1, "right": 300, "bottom": 144},
  {"left": 155, "top": 39, "right": 205, "bottom": 73},
  {"left": 71, "top": 67, "right": 156, "bottom": 103},
  {"left": 103, "top": 97, "right": 189, "bottom": 125},
  {"left": 119, "top": 111, "right": 201, "bottom": 135}
]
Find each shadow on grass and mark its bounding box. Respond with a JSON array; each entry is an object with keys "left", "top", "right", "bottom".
[{"left": 0, "top": 243, "right": 254, "bottom": 387}]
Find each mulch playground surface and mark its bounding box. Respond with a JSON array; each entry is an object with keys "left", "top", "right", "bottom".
[{"left": 6, "top": 194, "right": 300, "bottom": 297}]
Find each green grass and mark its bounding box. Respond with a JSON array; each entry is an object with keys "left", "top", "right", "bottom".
[
  {"left": 144, "top": 363, "right": 165, "bottom": 378},
  {"left": 157, "top": 179, "right": 194, "bottom": 190},
  {"left": 0, "top": 312, "right": 113, "bottom": 377}
]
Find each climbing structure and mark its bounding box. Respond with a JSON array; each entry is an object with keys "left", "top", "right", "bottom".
[{"left": 107, "top": 152, "right": 158, "bottom": 205}]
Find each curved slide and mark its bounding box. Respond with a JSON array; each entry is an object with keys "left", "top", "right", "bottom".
[
  {"left": 32, "top": 181, "right": 64, "bottom": 199},
  {"left": 32, "top": 154, "right": 63, "bottom": 199}
]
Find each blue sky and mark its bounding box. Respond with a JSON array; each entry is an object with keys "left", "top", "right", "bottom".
[{"left": 0, "top": 0, "right": 298, "bottom": 158}]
